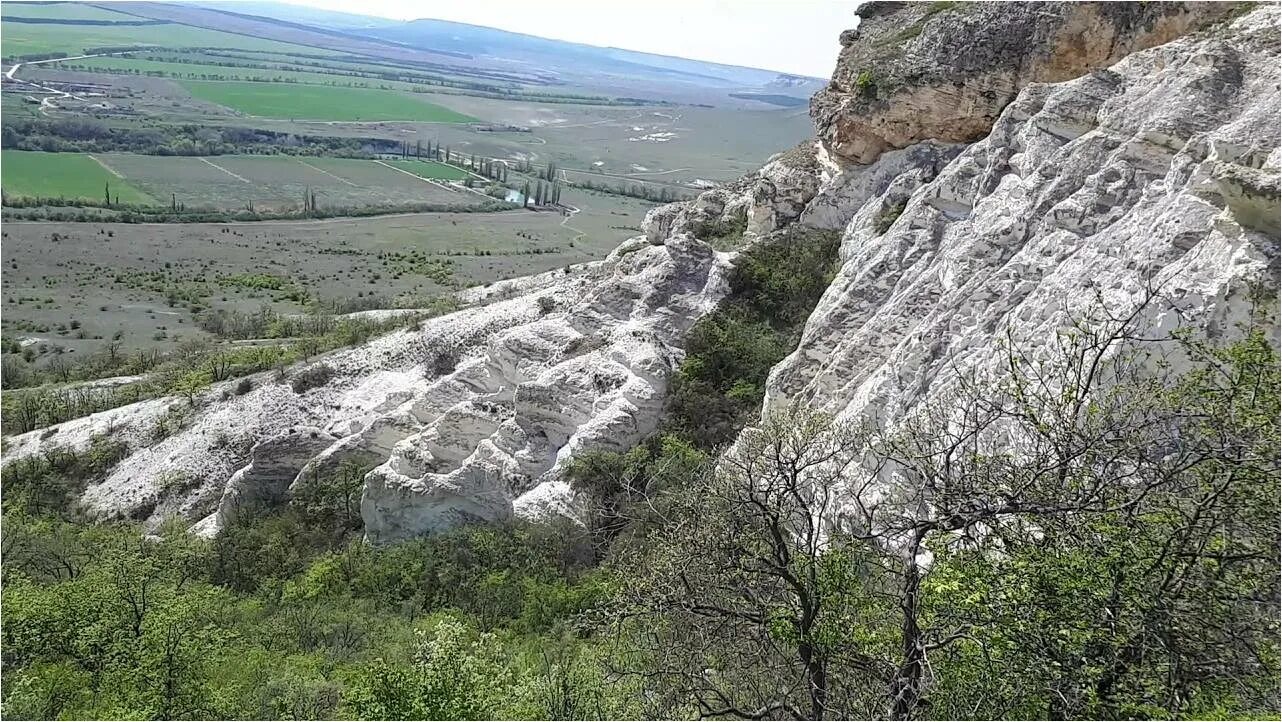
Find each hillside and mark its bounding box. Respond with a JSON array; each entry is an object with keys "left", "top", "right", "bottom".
[{"left": 191, "top": 2, "right": 827, "bottom": 93}]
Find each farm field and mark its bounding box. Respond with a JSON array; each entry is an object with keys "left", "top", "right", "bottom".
[
  {"left": 0, "top": 3, "right": 138, "bottom": 21},
  {"left": 0, "top": 151, "right": 493, "bottom": 211},
  {"left": 0, "top": 185, "right": 649, "bottom": 359},
  {"left": 1, "top": 150, "right": 156, "bottom": 204},
  {"left": 0, "top": 18, "right": 335, "bottom": 59},
  {"left": 63, "top": 55, "right": 428, "bottom": 92},
  {"left": 384, "top": 158, "right": 473, "bottom": 181},
  {"left": 12, "top": 59, "right": 808, "bottom": 195},
  {"left": 108, "top": 153, "right": 486, "bottom": 210},
  {"left": 241, "top": 93, "right": 816, "bottom": 185},
  {"left": 179, "top": 80, "right": 479, "bottom": 122}
]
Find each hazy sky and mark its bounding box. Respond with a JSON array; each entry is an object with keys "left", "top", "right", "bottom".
[{"left": 293, "top": 0, "right": 860, "bottom": 77}]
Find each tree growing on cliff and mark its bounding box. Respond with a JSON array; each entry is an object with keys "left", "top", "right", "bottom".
[{"left": 605, "top": 293, "right": 1281, "bottom": 719}]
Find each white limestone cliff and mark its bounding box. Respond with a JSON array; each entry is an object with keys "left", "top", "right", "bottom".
[
  {"left": 2, "top": 4, "right": 1275, "bottom": 545},
  {"left": 764, "top": 6, "right": 1280, "bottom": 434},
  {"left": 4, "top": 235, "right": 731, "bottom": 539}
]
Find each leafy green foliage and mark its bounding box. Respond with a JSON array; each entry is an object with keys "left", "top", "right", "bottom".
[
  {"left": 566, "top": 434, "right": 709, "bottom": 556},
  {"left": 689, "top": 211, "right": 749, "bottom": 248},
  {"left": 873, "top": 200, "right": 906, "bottom": 234},
  {"left": 667, "top": 227, "right": 840, "bottom": 448},
  {"left": 0, "top": 435, "right": 129, "bottom": 516},
  {"left": 920, "top": 328, "right": 1281, "bottom": 718},
  {"left": 855, "top": 69, "right": 876, "bottom": 93},
  {"left": 344, "top": 613, "right": 510, "bottom": 720},
  {"left": 603, "top": 310, "right": 1280, "bottom": 719},
  {"left": 1, "top": 501, "right": 623, "bottom": 720}
]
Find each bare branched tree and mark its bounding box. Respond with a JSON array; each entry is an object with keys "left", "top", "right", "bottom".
[{"left": 605, "top": 291, "right": 1279, "bottom": 719}]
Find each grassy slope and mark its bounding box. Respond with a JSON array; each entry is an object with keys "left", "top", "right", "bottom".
[
  {"left": 1, "top": 150, "right": 156, "bottom": 203},
  {"left": 0, "top": 3, "right": 137, "bottom": 21},
  {"left": 179, "top": 80, "right": 478, "bottom": 122},
  {"left": 0, "top": 18, "right": 338, "bottom": 57}
]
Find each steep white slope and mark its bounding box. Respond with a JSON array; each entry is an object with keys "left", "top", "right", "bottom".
[
  {"left": 361, "top": 235, "right": 729, "bottom": 543},
  {"left": 3, "top": 235, "right": 730, "bottom": 539},
  {"left": 764, "top": 8, "right": 1280, "bottom": 432}
]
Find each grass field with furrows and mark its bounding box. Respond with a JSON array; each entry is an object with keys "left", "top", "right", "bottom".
[
  {"left": 0, "top": 151, "right": 496, "bottom": 211},
  {"left": 1, "top": 151, "right": 156, "bottom": 204},
  {"left": 70, "top": 153, "right": 484, "bottom": 211},
  {"left": 62, "top": 54, "right": 429, "bottom": 92},
  {"left": 385, "top": 159, "right": 473, "bottom": 181},
  {"left": 59, "top": 51, "right": 517, "bottom": 95},
  {"left": 179, "top": 80, "right": 479, "bottom": 122}
]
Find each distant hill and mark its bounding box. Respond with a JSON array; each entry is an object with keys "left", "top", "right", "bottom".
[
  {"left": 195, "top": 1, "right": 400, "bottom": 29},
  {"left": 363, "top": 17, "right": 822, "bottom": 88},
  {"left": 192, "top": 1, "right": 827, "bottom": 99}
]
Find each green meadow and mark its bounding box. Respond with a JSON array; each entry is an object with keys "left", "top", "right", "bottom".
[
  {"left": 0, "top": 20, "right": 326, "bottom": 59},
  {"left": 1, "top": 151, "right": 156, "bottom": 204},
  {"left": 179, "top": 81, "right": 479, "bottom": 122}
]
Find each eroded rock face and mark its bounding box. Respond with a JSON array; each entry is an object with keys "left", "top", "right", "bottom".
[
  {"left": 4, "top": 230, "right": 732, "bottom": 541},
  {"left": 641, "top": 143, "right": 833, "bottom": 245},
  {"left": 362, "top": 235, "right": 730, "bottom": 543},
  {"left": 196, "top": 426, "right": 337, "bottom": 535},
  {"left": 768, "top": 6, "right": 1280, "bottom": 438},
  {"left": 812, "top": 1, "right": 1239, "bottom": 165}
]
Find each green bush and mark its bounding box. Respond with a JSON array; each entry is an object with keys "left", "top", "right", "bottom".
[
  {"left": 873, "top": 199, "right": 907, "bottom": 234},
  {"left": 689, "top": 211, "right": 748, "bottom": 248},
  {"left": 290, "top": 364, "right": 335, "bottom": 394},
  {"left": 666, "top": 227, "right": 839, "bottom": 448},
  {"left": 855, "top": 69, "right": 877, "bottom": 96}
]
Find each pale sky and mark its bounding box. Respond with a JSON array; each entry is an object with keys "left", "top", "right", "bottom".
[{"left": 291, "top": 0, "right": 860, "bottom": 77}]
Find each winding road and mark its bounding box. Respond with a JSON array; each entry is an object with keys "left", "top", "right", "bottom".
[{"left": 4, "top": 52, "right": 132, "bottom": 110}]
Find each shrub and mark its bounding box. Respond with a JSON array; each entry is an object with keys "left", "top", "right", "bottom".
[
  {"left": 855, "top": 69, "right": 876, "bottom": 95},
  {"left": 689, "top": 211, "right": 748, "bottom": 248},
  {"left": 290, "top": 364, "right": 334, "bottom": 394},
  {"left": 874, "top": 200, "right": 907, "bottom": 234},
  {"left": 665, "top": 227, "right": 840, "bottom": 449}
]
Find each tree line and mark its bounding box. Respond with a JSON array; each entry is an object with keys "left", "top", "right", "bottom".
[{"left": 1, "top": 118, "right": 404, "bottom": 158}]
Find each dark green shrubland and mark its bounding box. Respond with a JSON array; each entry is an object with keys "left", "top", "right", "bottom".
[{"left": 666, "top": 226, "right": 840, "bottom": 449}]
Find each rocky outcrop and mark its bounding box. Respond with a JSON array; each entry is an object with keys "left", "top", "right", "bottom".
[
  {"left": 768, "top": 6, "right": 1280, "bottom": 438},
  {"left": 800, "top": 140, "right": 964, "bottom": 232},
  {"left": 812, "top": 1, "right": 1240, "bottom": 165},
  {"left": 641, "top": 142, "right": 830, "bottom": 244},
  {"left": 194, "top": 426, "right": 337, "bottom": 535},
  {"left": 3, "top": 230, "right": 733, "bottom": 542},
  {"left": 362, "top": 235, "right": 729, "bottom": 543}
]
